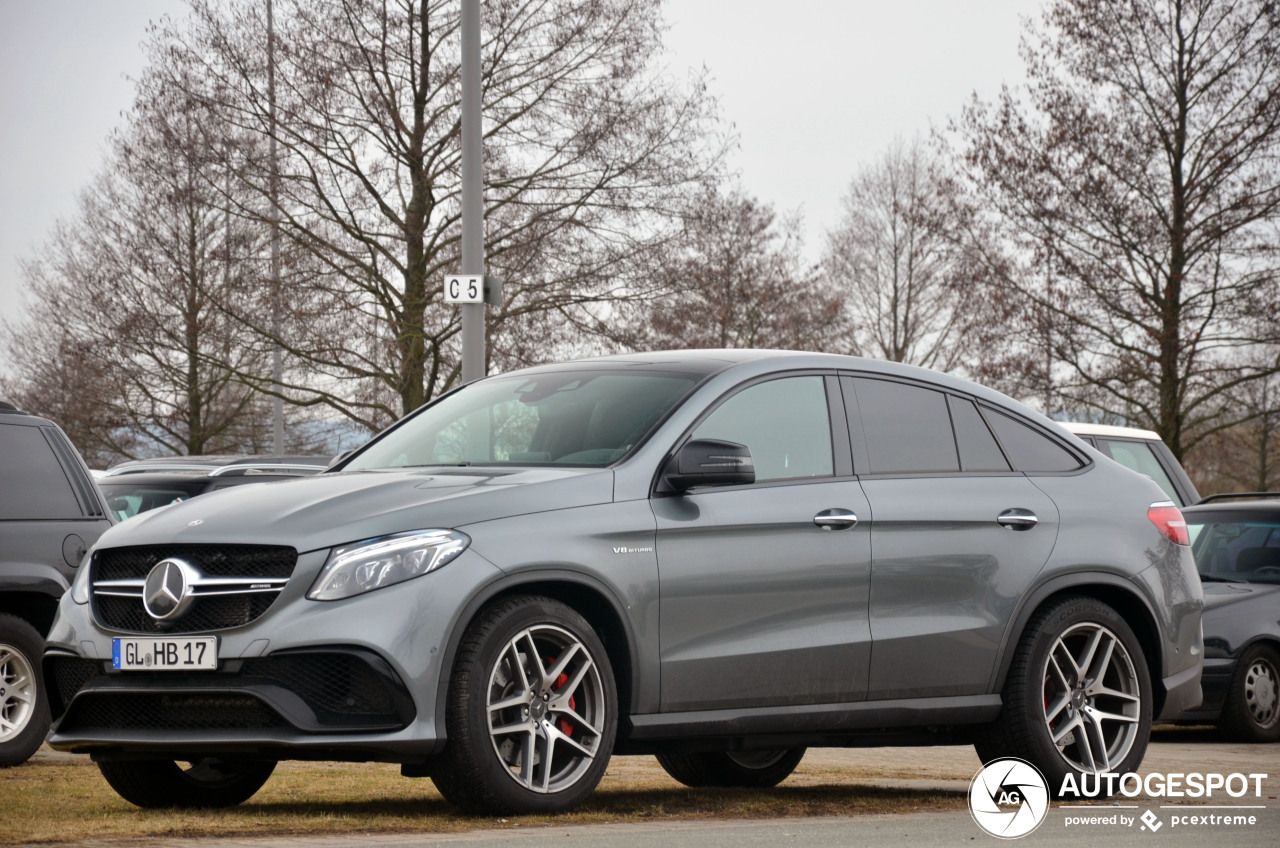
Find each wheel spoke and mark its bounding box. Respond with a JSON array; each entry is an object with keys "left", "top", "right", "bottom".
[
  {"left": 491, "top": 719, "right": 532, "bottom": 736},
  {"left": 489, "top": 693, "right": 530, "bottom": 713},
  {"left": 553, "top": 704, "right": 602, "bottom": 740},
  {"left": 537, "top": 731, "right": 555, "bottom": 792},
  {"left": 1073, "top": 627, "right": 1105, "bottom": 683},
  {"left": 1081, "top": 712, "right": 1111, "bottom": 772},
  {"left": 505, "top": 641, "right": 531, "bottom": 693},
  {"left": 517, "top": 729, "right": 537, "bottom": 789},
  {"left": 1088, "top": 683, "right": 1139, "bottom": 702},
  {"left": 1053, "top": 641, "right": 1083, "bottom": 685},
  {"left": 519, "top": 632, "right": 549, "bottom": 689},
  {"left": 1089, "top": 707, "right": 1138, "bottom": 725},
  {"left": 549, "top": 659, "right": 594, "bottom": 711},
  {"left": 1052, "top": 713, "right": 1081, "bottom": 746},
  {"left": 546, "top": 722, "right": 596, "bottom": 759},
  {"left": 545, "top": 643, "right": 581, "bottom": 683},
  {"left": 1045, "top": 691, "right": 1072, "bottom": 725},
  {"left": 1085, "top": 635, "right": 1116, "bottom": 687}
]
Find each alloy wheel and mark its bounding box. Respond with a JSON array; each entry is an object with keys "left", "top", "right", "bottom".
[
  {"left": 486, "top": 623, "right": 606, "bottom": 793},
  {"left": 1041, "top": 622, "right": 1141, "bottom": 773},
  {"left": 0, "top": 643, "right": 36, "bottom": 742}
]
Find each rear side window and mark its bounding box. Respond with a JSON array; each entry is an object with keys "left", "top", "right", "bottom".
[
  {"left": 983, "top": 408, "right": 1083, "bottom": 473},
  {"left": 0, "top": 424, "right": 83, "bottom": 519},
  {"left": 949, "top": 396, "right": 1011, "bottom": 472},
  {"left": 1098, "top": 438, "right": 1180, "bottom": 505},
  {"left": 851, "top": 378, "right": 959, "bottom": 474},
  {"left": 692, "top": 376, "right": 833, "bottom": 481}
]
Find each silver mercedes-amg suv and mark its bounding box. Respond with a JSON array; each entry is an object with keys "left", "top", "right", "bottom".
[{"left": 44, "top": 351, "right": 1203, "bottom": 813}]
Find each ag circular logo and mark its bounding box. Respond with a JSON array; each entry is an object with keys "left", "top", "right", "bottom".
[
  {"left": 969, "top": 758, "right": 1050, "bottom": 839},
  {"left": 142, "top": 558, "right": 198, "bottom": 621}
]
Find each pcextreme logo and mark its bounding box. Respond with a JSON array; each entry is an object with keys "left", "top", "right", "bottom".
[{"left": 969, "top": 758, "right": 1050, "bottom": 839}]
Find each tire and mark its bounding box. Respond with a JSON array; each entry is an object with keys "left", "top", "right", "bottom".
[
  {"left": 97, "top": 758, "right": 276, "bottom": 808},
  {"left": 431, "top": 596, "right": 617, "bottom": 814},
  {"left": 974, "top": 596, "right": 1152, "bottom": 798},
  {"left": 0, "top": 613, "right": 51, "bottom": 768},
  {"left": 656, "top": 747, "right": 806, "bottom": 788},
  {"left": 1219, "top": 644, "right": 1280, "bottom": 743}
]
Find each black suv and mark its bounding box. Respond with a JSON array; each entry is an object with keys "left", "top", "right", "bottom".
[{"left": 0, "top": 401, "right": 112, "bottom": 765}]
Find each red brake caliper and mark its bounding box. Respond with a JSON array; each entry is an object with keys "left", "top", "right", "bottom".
[{"left": 549, "top": 658, "right": 576, "bottom": 736}]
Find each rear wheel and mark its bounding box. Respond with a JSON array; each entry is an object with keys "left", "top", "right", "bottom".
[
  {"left": 97, "top": 758, "right": 276, "bottom": 808},
  {"left": 975, "top": 596, "right": 1151, "bottom": 797},
  {"left": 656, "top": 747, "right": 806, "bottom": 788},
  {"left": 0, "top": 614, "right": 50, "bottom": 768},
  {"left": 431, "top": 596, "right": 617, "bottom": 814},
  {"left": 1219, "top": 644, "right": 1280, "bottom": 742}
]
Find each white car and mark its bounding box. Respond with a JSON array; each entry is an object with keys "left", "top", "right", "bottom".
[{"left": 1061, "top": 422, "right": 1200, "bottom": 506}]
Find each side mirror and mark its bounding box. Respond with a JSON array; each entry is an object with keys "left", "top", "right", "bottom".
[{"left": 664, "top": 439, "right": 755, "bottom": 491}]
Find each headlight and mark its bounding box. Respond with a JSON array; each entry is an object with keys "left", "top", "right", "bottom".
[
  {"left": 307, "top": 529, "right": 470, "bottom": 601},
  {"left": 70, "top": 552, "right": 93, "bottom": 605}
]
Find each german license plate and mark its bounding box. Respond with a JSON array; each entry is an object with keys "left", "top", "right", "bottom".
[{"left": 112, "top": 637, "right": 217, "bottom": 670}]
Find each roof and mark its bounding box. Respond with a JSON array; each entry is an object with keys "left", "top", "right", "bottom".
[{"left": 1060, "top": 421, "right": 1162, "bottom": 441}]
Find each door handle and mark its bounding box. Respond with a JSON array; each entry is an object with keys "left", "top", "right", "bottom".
[
  {"left": 814, "top": 508, "right": 858, "bottom": 530},
  {"left": 997, "top": 509, "right": 1038, "bottom": 530}
]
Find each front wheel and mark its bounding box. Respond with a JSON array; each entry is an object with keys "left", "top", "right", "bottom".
[
  {"left": 975, "top": 596, "right": 1152, "bottom": 797},
  {"left": 97, "top": 758, "right": 276, "bottom": 808},
  {"left": 1219, "top": 644, "right": 1280, "bottom": 742},
  {"left": 431, "top": 596, "right": 617, "bottom": 814},
  {"left": 656, "top": 747, "right": 806, "bottom": 788},
  {"left": 0, "top": 613, "right": 50, "bottom": 768}
]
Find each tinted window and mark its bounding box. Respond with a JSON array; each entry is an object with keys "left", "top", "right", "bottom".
[
  {"left": 1098, "top": 439, "right": 1180, "bottom": 505},
  {"left": 1187, "top": 516, "right": 1280, "bottom": 584},
  {"left": 949, "top": 396, "right": 1011, "bottom": 472},
  {"left": 0, "top": 424, "right": 82, "bottom": 519},
  {"left": 99, "top": 484, "right": 204, "bottom": 521},
  {"left": 984, "top": 409, "right": 1082, "bottom": 473},
  {"left": 692, "top": 376, "right": 833, "bottom": 481},
  {"left": 852, "top": 378, "right": 958, "bottom": 474}
]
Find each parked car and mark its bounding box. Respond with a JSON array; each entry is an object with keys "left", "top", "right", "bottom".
[
  {"left": 97, "top": 456, "right": 332, "bottom": 521},
  {"left": 0, "top": 401, "right": 112, "bottom": 766},
  {"left": 43, "top": 351, "right": 1203, "bottom": 813},
  {"left": 1061, "top": 422, "right": 1199, "bottom": 507},
  {"left": 1170, "top": 494, "right": 1280, "bottom": 741}
]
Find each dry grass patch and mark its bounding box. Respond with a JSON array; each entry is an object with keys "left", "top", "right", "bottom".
[{"left": 1, "top": 754, "right": 965, "bottom": 845}]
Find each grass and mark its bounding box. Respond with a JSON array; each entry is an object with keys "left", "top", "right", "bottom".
[{"left": 0, "top": 753, "right": 966, "bottom": 845}]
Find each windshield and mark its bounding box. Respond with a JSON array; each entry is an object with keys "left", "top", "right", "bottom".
[
  {"left": 1188, "top": 515, "right": 1280, "bottom": 584},
  {"left": 346, "top": 370, "right": 700, "bottom": 470}
]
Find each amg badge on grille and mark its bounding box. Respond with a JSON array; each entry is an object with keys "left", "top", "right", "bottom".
[{"left": 142, "top": 558, "right": 199, "bottom": 621}]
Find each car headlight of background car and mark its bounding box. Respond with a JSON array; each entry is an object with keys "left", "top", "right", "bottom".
[{"left": 308, "top": 529, "right": 470, "bottom": 601}]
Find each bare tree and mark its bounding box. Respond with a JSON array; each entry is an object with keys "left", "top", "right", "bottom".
[
  {"left": 956, "top": 0, "right": 1280, "bottom": 459},
  {"left": 160, "top": 0, "right": 725, "bottom": 431},
  {"left": 3, "top": 64, "right": 275, "bottom": 460},
  {"left": 617, "top": 186, "right": 844, "bottom": 351},
  {"left": 824, "top": 139, "right": 994, "bottom": 371}
]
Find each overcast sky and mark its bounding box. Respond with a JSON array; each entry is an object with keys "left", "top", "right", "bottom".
[{"left": 0, "top": 0, "right": 1030, "bottom": 337}]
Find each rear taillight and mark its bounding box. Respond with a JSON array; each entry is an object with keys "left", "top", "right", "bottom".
[{"left": 1148, "top": 501, "right": 1190, "bottom": 546}]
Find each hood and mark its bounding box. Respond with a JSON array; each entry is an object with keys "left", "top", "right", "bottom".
[
  {"left": 93, "top": 467, "right": 614, "bottom": 554},
  {"left": 1201, "top": 580, "right": 1280, "bottom": 611}
]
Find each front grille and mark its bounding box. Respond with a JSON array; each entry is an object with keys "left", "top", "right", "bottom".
[
  {"left": 64, "top": 693, "right": 287, "bottom": 731},
  {"left": 91, "top": 544, "right": 297, "bottom": 633},
  {"left": 50, "top": 650, "right": 414, "bottom": 735}
]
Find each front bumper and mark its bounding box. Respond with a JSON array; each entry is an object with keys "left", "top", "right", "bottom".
[{"left": 43, "top": 548, "right": 502, "bottom": 762}]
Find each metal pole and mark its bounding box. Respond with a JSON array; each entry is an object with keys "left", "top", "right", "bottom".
[
  {"left": 268, "top": 0, "right": 285, "bottom": 450},
  {"left": 460, "top": 0, "right": 485, "bottom": 383}
]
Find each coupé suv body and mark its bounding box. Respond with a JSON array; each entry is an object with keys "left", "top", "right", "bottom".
[{"left": 42, "top": 351, "right": 1203, "bottom": 812}]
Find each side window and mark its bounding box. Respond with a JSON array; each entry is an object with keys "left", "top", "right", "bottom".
[
  {"left": 983, "top": 408, "right": 1083, "bottom": 473},
  {"left": 692, "top": 376, "right": 833, "bottom": 482},
  {"left": 1099, "top": 439, "right": 1181, "bottom": 505},
  {"left": 948, "top": 396, "right": 1011, "bottom": 472},
  {"left": 0, "top": 424, "right": 83, "bottom": 519},
  {"left": 851, "top": 378, "right": 959, "bottom": 474}
]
